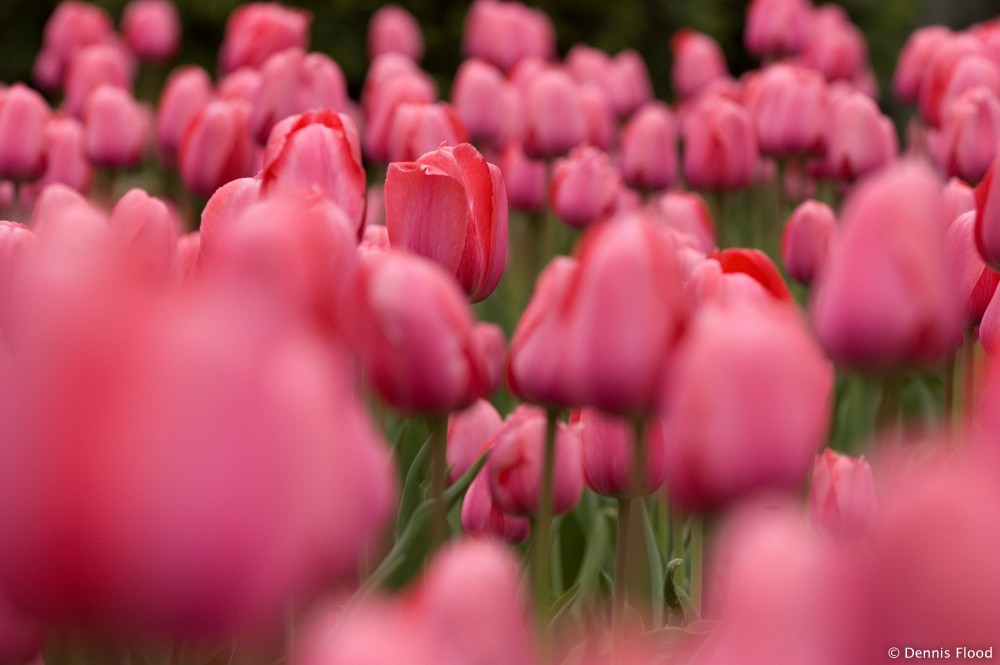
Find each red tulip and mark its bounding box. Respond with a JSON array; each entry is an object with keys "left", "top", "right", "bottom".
[
  {"left": 219, "top": 2, "right": 311, "bottom": 74},
  {"left": 618, "top": 101, "right": 678, "bottom": 191},
  {"left": 122, "top": 0, "right": 180, "bottom": 62},
  {"left": 179, "top": 100, "right": 255, "bottom": 197},
  {"left": 682, "top": 97, "right": 758, "bottom": 191},
  {"left": 744, "top": 0, "right": 811, "bottom": 58},
  {"left": 0, "top": 84, "right": 51, "bottom": 181},
  {"left": 34, "top": 0, "right": 116, "bottom": 91},
  {"left": 809, "top": 449, "right": 876, "bottom": 539},
  {"left": 368, "top": 5, "right": 423, "bottom": 63},
  {"left": 462, "top": 0, "right": 555, "bottom": 73},
  {"left": 522, "top": 69, "right": 587, "bottom": 159},
  {"left": 670, "top": 30, "right": 728, "bottom": 100},
  {"left": 63, "top": 44, "right": 133, "bottom": 119},
  {"left": 385, "top": 143, "right": 507, "bottom": 302},
  {"left": 385, "top": 102, "right": 468, "bottom": 163},
  {"left": 709, "top": 248, "right": 793, "bottom": 302},
  {"left": 781, "top": 199, "right": 836, "bottom": 285},
  {"left": 894, "top": 25, "right": 952, "bottom": 103},
  {"left": 155, "top": 66, "right": 213, "bottom": 166},
  {"left": 573, "top": 408, "right": 667, "bottom": 497},
  {"left": 83, "top": 85, "right": 147, "bottom": 169}
]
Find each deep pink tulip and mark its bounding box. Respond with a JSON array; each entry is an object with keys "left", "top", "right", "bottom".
[
  {"left": 362, "top": 62, "right": 437, "bottom": 163},
  {"left": 179, "top": 100, "right": 255, "bottom": 197},
  {"left": 122, "top": 0, "right": 180, "bottom": 62},
  {"left": 462, "top": 0, "right": 555, "bottom": 73},
  {"left": 617, "top": 101, "right": 678, "bottom": 191},
  {"left": 507, "top": 213, "right": 689, "bottom": 414},
  {"left": 385, "top": 102, "right": 468, "bottom": 163},
  {"left": 652, "top": 191, "right": 715, "bottom": 254},
  {"left": 219, "top": 2, "right": 311, "bottom": 74},
  {"left": 610, "top": 50, "right": 654, "bottom": 118},
  {"left": 781, "top": 199, "right": 836, "bottom": 285},
  {"left": 461, "top": 467, "right": 531, "bottom": 543},
  {"left": 662, "top": 299, "right": 833, "bottom": 512},
  {"left": 342, "top": 250, "right": 501, "bottom": 413},
  {"left": 447, "top": 399, "right": 502, "bottom": 483},
  {"left": 499, "top": 143, "right": 547, "bottom": 212},
  {"left": 809, "top": 449, "right": 876, "bottom": 539},
  {"left": 155, "top": 66, "right": 214, "bottom": 166},
  {"left": 579, "top": 84, "right": 615, "bottom": 151},
  {"left": 812, "top": 161, "right": 963, "bottom": 368},
  {"left": 385, "top": 143, "right": 507, "bottom": 302},
  {"left": 894, "top": 26, "right": 952, "bottom": 103},
  {"left": 488, "top": 406, "right": 582, "bottom": 516},
  {"left": 109, "top": 188, "right": 180, "bottom": 288},
  {"left": 451, "top": 59, "right": 510, "bottom": 148},
  {"left": 948, "top": 210, "right": 999, "bottom": 325},
  {"left": 682, "top": 97, "right": 758, "bottom": 191},
  {"left": 250, "top": 48, "right": 348, "bottom": 145},
  {"left": 368, "top": 5, "right": 423, "bottom": 63},
  {"left": 744, "top": 0, "right": 811, "bottom": 58},
  {"left": 0, "top": 590, "right": 43, "bottom": 665},
  {"left": 549, "top": 146, "right": 620, "bottom": 228},
  {"left": 744, "top": 63, "right": 828, "bottom": 157},
  {"left": 33, "top": 1, "right": 116, "bottom": 91},
  {"left": 796, "top": 5, "right": 868, "bottom": 83},
  {"left": 260, "top": 110, "right": 366, "bottom": 234},
  {"left": 670, "top": 30, "right": 728, "bottom": 100},
  {"left": 0, "top": 84, "right": 51, "bottom": 181},
  {"left": 522, "top": 69, "right": 587, "bottom": 159},
  {"left": 573, "top": 408, "right": 667, "bottom": 497},
  {"left": 84, "top": 85, "right": 146, "bottom": 169},
  {"left": 917, "top": 35, "right": 991, "bottom": 128},
  {"left": 825, "top": 91, "right": 898, "bottom": 181},
  {"left": 63, "top": 44, "right": 133, "bottom": 119},
  {"left": 931, "top": 86, "right": 1000, "bottom": 184}
]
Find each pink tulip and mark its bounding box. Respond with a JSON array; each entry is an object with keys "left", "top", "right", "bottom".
[
  {"left": 948, "top": 210, "right": 999, "bottom": 325},
  {"left": 176, "top": 232, "right": 200, "bottom": 286},
  {"left": 894, "top": 26, "right": 952, "bottom": 103},
  {"left": 710, "top": 247, "right": 794, "bottom": 302},
  {"left": 463, "top": 0, "right": 555, "bottom": 73},
  {"left": 573, "top": 408, "right": 667, "bottom": 497},
  {"left": 507, "top": 213, "right": 689, "bottom": 414},
  {"left": 199, "top": 177, "right": 262, "bottom": 258},
  {"left": 549, "top": 146, "right": 620, "bottom": 228},
  {"left": 931, "top": 86, "right": 1000, "bottom": 184},
  {"left": 0, "top": 222, "right": 39, "bottom": 340},
  {"left": 488, "top": 406, "right": 582, "bottom": 516},
  {"left": 33, "top": 0, "right": 116, "bottom": 91},
  {"left": 218, "top": 67, "right": 263, "bottom": 105},
  {"left": 610, "top": 50, "right": 654, "bottom": 118},
  {"left": 670, "top": 30, "right": 728, "bottom": 100},
  {"left": 385, "top": 102, "right": 468, "bottom": 163},
  {"left": 63, "top": 44, "right": 133, "bottom": 119},
  {"left": 250, "top": 48, "right": 348, "bottom": 144},
  {"left": 499, "top": 143, "right": 547, "bottom": 212},
  {"left": 108, "top": 188, "right": 180, "bottom": 288},
  {"left": 688, "top": 257, "right": 774, "bottom": 307},
  {"left": 812, "top": 161, "right": 963, "bottom": 368},
  {"left": 342, "top": 250, "right": 501, "bottom": 413},
  {"left": 917, "top": 35, "right": 991, "bottom": 127},
  {"left": 368, "top": 5, "right": 423, "bottom": 63},
  {"left": 682, "top": 97, "right": 758, "bottom": 191},
  {"left": 809, "top": 449, "right": 876, "bottom": 538},
  {"left": 796, "top": 5, "right": 868, "bottom": 83},
  {"left": 461, "top": 468, "right": 531, "bottom": 543},
  {"left": 565, "top": 45, "right": 616, "bottom": 110},
  {"left": 652, "top": 191, "right": 716, "bottom": 254},
  {"left": 179, "top": 100, "right": 255, "bottom": 197},
  {"left": 447, "top": 399, "right": 502, "bottom": 483},
  {"left": 579, "top": 84, "right": 615, "bottom": 151},
  {"left": 617, "top": 102, "right": 678, "bottom": 191},
  {"left": 522, "top": 69, "right": 587, "bottom": 159},
  {"left": 744, "top": 0, "right": 811, "bottom": 58},
  {"left": 825, "top": 91, "right": 898, "bottom": 181},
  {"left": 260, "top": 110, "right": 366, "bottom": 234},
  {"left": 744, "top": 63, "right": 828, "bottom": 157},
  {"left": 662, "top": 299, "right": 833, "bottom": 511},
  {"left": 944, "top": 176, "right": 975, "bottom": 222},
  {"left": 781, "top": 199, "right": 836, "bottom": 285},
  {"left": 155, "top": 66, "right": 213, "bottom": 166},
  {"left": 84, "top": 85, "right": 146, "bottom": 169},
  {"left": 219, "top": 2, "right": 311, "bottom": 74},
  {"left": 451, "top": 59, "right": 510, "bottom": 148},
  {"left": 385, "top": 143, "right": 506, "bottom": 302},
  {"left": 0, "top": 85, "right": 51, "bottom": 181},
  {"left": 362, "top": 61, "right": 437, "bottom": 163},
  {"left": 122, "top": 0, "right": 180, "bottom": 62}
]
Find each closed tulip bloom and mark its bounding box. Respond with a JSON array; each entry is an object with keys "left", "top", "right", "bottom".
[
  {"left": 507, "top": 213, "right": 689, "bottom": 414},
  {"left": 155, "top": 66, "right": 213, "bottom": 166},
  {"left": 744, "top": 0, "right": 811, "bottom": 58},
  {"left": 451, "top": 59, "right": 509, "bottom": 147},
  {"left": 654, "top": 191, "right": 716, "bottom": 254},
  {"left": 385, "top": 102, "right": 468, "bottom": 163},
  {"left": 916, "top": 35, "right": 990, "bottom": 128},
  {"left": 549, "top": 146, "right": 621, "bottom": 228},
  {"left": 810, "top": 449, "right": 876, "bottom": 539},
  {"left": 662, "top": 299, "right": 833, "bottom": 512},
  {"left": 924, "top": 51, "right": 1000, "bottom": 130},
  {"left": 342, "top": 250, "right": 500, "bottom": 413},
  {"left": 179, "top": 100, "right": 254, "bottom": 197},
  {"left": 250, "top": 48, "right": 348, "bottom": 144},
  {"left": 688, "top": 257, "right": 774, "bottom": 307},
  {"left": 368, "top": 5, "right": 423, "bottom": 63},
  {"left": 683, "top": 97, "right": 758, "bottom": 191},
  {"left": 574, "top": 408, "right": 667, "bottom": 497},
  {"left": 565, "top": 45, "right": 616, "bottom": 110},
  {"left": 579, "top": 84, "right": 615, "bottom": 152},
  {"left": 0, "top": 84, "right": 51, "bottom": 181},
  {"left": 109, "top": 188, "right": 180, "bottom": 287},
  {"left": 488, "top": 406, "right": 582, "bottom": 516},
  {"left": 796, "top": 5, "right": 868, "bottom": 84},
  {"left": 610, "top": 50, "right": 654, "bottom": 118},
  {"left": 931, "top": 86, "right": 1000, "bottom": 184},
  {"left": 948, "top": 210, "right": 999, "bottom": 325},
  {"left": 260, "top": 110, "right": 366, "bottom": 234},
  {"left": 825, "top": 91, "right": 898, "bottom": 181},
  {"left": 385, "top": 143, "right": 506, "bottom": 302},
  {"left": 463, "top": 0, "right": 555, "bottom": 73},
  {"left": 944, "top": 176, "right": 975, "bottom": 222},
  {"left": 710, "top": 247, "right": 794, "bottom": 301},
  {"left": 220, "top": 2, "right": 311, "bottom": 74},
  {"left": 122, "top": 0, "right": 180, "bottom": 62},
  {"left": 34, "top": 0, "right": 116, "bottom": 91},
  {"left": 461, "top": 468, "right": 531, "bottom": 543},
  {"left": 522, "top": 69, "right": 587, "bottom": 159},
  {"left": 363, "top": 65, "right": 438, "bottom": 163},
  {"left": 670, "top": 30, "right": 728, "bottom": 100},
  {"left": 782, "top": 199, "right": 836, "bottom": 285},
  {"left": 83, "top": 85, "right": 146, "bottom": 169},
  {"left": 618, "top": 101, "right": 678, "bottom": 191},
  {"left": 218, "top": 67, "right": 263, "bottom": 105},
  {"left": 447, "top": 399, "right": 502, "bottom": 483},
  {"left": 894, "top": 25, "right": 952, "bottom": 103},
  {"left": 499, "top": 143, "right": 547, "bottom": 212},
  {"left": 744, "top": 63, "right": 828, "bottom": 157},
  {"left": 63, "top": 44, "right": 133, "bottom": 119},
  {"left": 199, "top": 178, "right": 262, "bottom": 257},
  {"left": 812, "top": 161, "right": 963, "bottom": 368}
]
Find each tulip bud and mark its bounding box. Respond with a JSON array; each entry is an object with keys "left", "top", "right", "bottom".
[
  {"left": 944, "top": 176, "right": 975, "bottom": 222},
  {"left": 199, "top": 177, "right": 262, "bottom": 258},
  {"left": 218, "top": 67, "right": 263, "bottom": 105},
  {"left": 109, "top": 188, "right": 180, "bottom": 287},
  {"left": 385, "top": 102, "right": 468, "bottom": 163},
  {"left": 499, "top": 143, "right": 547, "bottom": 212},
  {"left": 710, "top": 248, "right": 793, "bottom": 302},
  {"left": 122, "top": 0, "right": 180, "bottom": 62},
  {"left": 574, "top": 408, "right": 666, "bottom": 497},
  {"left": 549, "top": 146, "right": 620, "bottom": 228},
  {"left": 653, "top": 191, "right": 715, "bottom": 254},
  {"left": 744, "top": 0, "right": 811, "bottom": 58},
  {"left": 922, "top": 51, "right": 1000, "bottom": 130},
  {"left": 63, "top": 44, "right": 133, "bottom": 119},
  {"left": 825, "top": 91, "right": 898, "bottom": 181},
  {"left": 220, "top": 2, "right": 311, "bottom": 73},
  {"left": 451, "top": 59, "right": 509, "bottom": 148},
  {"left": 461, "top": 469, "right": 531, "bottom": 543},
  {"left": 447, "top": 399, "right": 502, "bottom": 483},
  {"left": 617, "top": 102, "right": 677, "bottom": 191},
  {"left": 744, "top": 63, "right": 828, "bottom": 157},
  {"left": 781, "top": 199, "right": 836, "bottom": 285},
  {"left": 682, "top": 97, "right": 758, "bottom": 191},
  {"left": 34, "top": 0, "right": 116, "bottom": 91},
  {"left": 179, "top": 100, "right": 255, "bottom": 197},
  {"left": 894, "top": 25, "right": 952, "bottom": 103},
  {"left": 809, "top": 449, "right": 876, "bottom": 538},
  {"left": 796, "top": 5, "right": 868, "bottom": 84},
  {"left": 84, "top": 85, "right": 146, "bottom": 169},
  {"left": 670, "top": 30, "right": 728, "bottom": 100},
  {"left": 610, "top": 50, "right": 653, "bottom": 118},
  {"left": 368, "top": 5, "right": 423, "bottom": 63},
  {"left": 579, "top": 84, "right": 615, "bottom": 151},
  {"left": 155, "top": 66, "right": 213, "bottom": 166},
  {"left": 522, "top": 69, "right": 587, "bottom": 159},
  {"left": 362, "top": 62, "right": 437, "bottom": 163},
  {"left": 462, "top": 0, "right": 555, "bottom": 73},
  {"left": 931, "top": 86, "right": 1000, "bottom": 184},
  {"left": 0, "top": 84, "right": 51, "bottom": 181}
]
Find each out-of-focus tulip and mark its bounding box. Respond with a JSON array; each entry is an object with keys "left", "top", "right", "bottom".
[
  {"left": 812, "top": 161, "right": 962, "bottom": 368},
  {"left": 610, "top": 50, "right": 654, "bottom": 118},
  {"left": 451, "top": 59, "right": 509, "bottom": 148},
  {"left": 385, "top": 102, "right": 468, "bottom": 163},
  {"left": 488, "top": 406, "right": 582, "bottom": 516},
  {"left": 662, "top": 299, "right": 833, "bottom": 512},
  {"left": 617, "top": 101, "right": 677, "bottom": 191},
  {"left": 199, "top": 177, "right": 261, "bottom": 257},
  {"left": 385, "top": 143, "right": 506, "bottom": 302},
  {"left": 84, "top": 85, "right": 146, "bottom": 169},
  {"left": 461, "top": 468, "right": 531, "bottom": 543},
  {"left": 917, "top": 35, "right": 992, "bottom": 128},
  {"left": 797, "top": 5, "right": 868, "bottom": 84},
  {"left": 782, "top": 199, "right": 836, "bottom": 285},
  {"left": 653, "top": 191, "right": 715, "bottom": 254},
  {"left": 744, "top": 0, "right": 811, "bottom": 58},
  {"left": 944, "top": 176, "right": 975, "bottom": 221},
  {"left": 179, "top": 100, "right": 255, "bottom": 197},
  {"left": 463, "top": 0, "right": 555, "bottom": 73},
  {"left": 565, "top": 45, "right": 615, "bottom": 111},
  {"left": 342, "top": 250, "right": 501, "bottom": 413},
  {"left": 122, "top": 0, "right": 180, "bottom": 62},
  {"left": 155, "top": 66, "right": 214, "bottom": 166},
  {"left": 549, "top": 146, "right": 620, "bottom": 228},
  {"left": 682, "top": 97, "right": 758, "bottom": 191},
  {"left": 932, "top": 86, "right": 1000, "bottom": 184},
  {"left": 447, "top": 399, "right": 502, "bottom": 483},
  {"left": 63, "top": 44, "right": 133, "bottom": 119},
  {"left": 499, "top": 143, "right": 547, "bottom": 212},
  {"left": 218, "top": 67, "right": 263, "bottom": 105},
  {"left": 809, "top": 449, "right": 876, "bottom": 538},
  {"left": 176, "top": 232, "right": 200, "bottom": 286},
  {"left": 507, "top": 213, "right": 689, "bottom": 414},
  {"left": 109, "top": 188, "right": 180, "bottom": 288},
  {"left": 710, "top": 247, "right": 794, "bottom": 302},
  {"left": 687, "top": 256, "right": 774, "bottom": 307},
  {"left": 34, "top": 0, "right": 116, "bottom": 91},
  {"left": 948, "top": 210, "right": 999, "bottom": 326},
  {"left": 260, "top": 110, "right": 366, "bottom": 234},
  {"left": 825, "top": 91, "right": 898, "bottom": 181},
  {"left": 522, "top": 69, "right": 587, "bottom": 159},
  {"left": 744, "top": 63, "right": 828, "bottom": 157},
  {"left": 0, "top": 222, "right": 39, "bottom": 341},
  {"left": 894, "top": 25, "right": 952, "bottom": 103},
  {"left": 220, "top": 2, "right": 311, "bottom": 74},
  {"left": 362, "top": 62, "right": 437, "bottom": 163},
  {"left": 573, "top": 408, "right": 666, "bottom": 497},
  {"left": 0, "top": 590, "right": 44, "bottom": 665},
  {"left": 250, "top": 48, "right": 348, "bottom": 145},
  {"left": 0, "top": 84, "right": 51, "bottom": 181},
  {"left": 670, "top": 30, "right": 728, "bottom": 100},
  {"left": 579, "top": 84, "right": 615, "bottom": 151},
  {"left": 368, "top": 5, "right": 423, "bottom": 63}
]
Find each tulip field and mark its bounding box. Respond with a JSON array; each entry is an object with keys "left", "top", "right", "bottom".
[{"left": 3, "top": 0, "right": 1000, "bottom": 663}]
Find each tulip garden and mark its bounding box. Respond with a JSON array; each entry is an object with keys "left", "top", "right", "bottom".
[{"left": 3, "top": 0, "right": 1000, "bottom": 663}]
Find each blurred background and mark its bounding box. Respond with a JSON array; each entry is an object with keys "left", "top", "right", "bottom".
[{"left": 1, "top": 0, "right": 997, "bottom": 112}]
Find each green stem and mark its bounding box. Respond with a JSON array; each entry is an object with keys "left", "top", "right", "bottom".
[
  {"left": 690, "top": 517, "right": 703, "bottom": 617},
  {"left": 962, "top": 327, "right": 977, "bottom": 423},
  {"left": 426, "top": 413, "right": 449, "bottom": 552},
  {"left": 875, "top": 373, "right": 902, "bottom": 435},
  {"left": 532, "top": 409, "right": 559, "bottom": 630},
  {"left": 627, "top": 418, "right": 649, "bottom": 615},
  {"left": 709, "top": 189, "right": 727, "bottom": 248},
  {"left": 613, "top": 496, "right": 634, "bottom": 649}
]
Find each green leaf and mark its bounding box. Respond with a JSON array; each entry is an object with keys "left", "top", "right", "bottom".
[
  {"left": 548, "top": 581, "right": 582, "bottom": 630},
  {"left": 396, "top": 434, "right": 432, "bottom": 539},
  {"left": 642, "top": 500, "right": 665, "bottom": 627},
  {"left": 664, "top": 558, "right": 685, "bottom": 616},
  {"left": 574, "top": 507, "right": 613, "bottom": 598}
]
